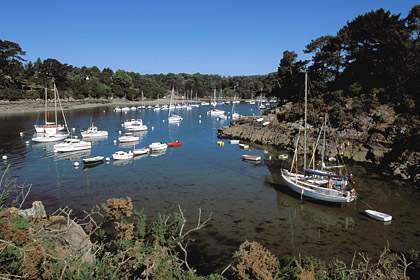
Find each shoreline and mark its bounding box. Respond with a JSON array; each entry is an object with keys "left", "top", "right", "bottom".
[{"left": 0, "top": 98, "right": 185, "bottom": 116}]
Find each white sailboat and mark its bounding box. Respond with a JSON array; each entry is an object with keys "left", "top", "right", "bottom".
[
  {"left": 34, "top": 87, "right": 66, "bottom": 134},
  {"left": 168, "top": 88, "right": 183, "bottom": 122},
  {"left": 32, "top": 82, "right": 69, "bottom": 143},
  {"left": 281, "top": 73, "right": 356, "bottom": 203},
  {"left": 207, "top": 89, "right": 225, "bottom": 116}
]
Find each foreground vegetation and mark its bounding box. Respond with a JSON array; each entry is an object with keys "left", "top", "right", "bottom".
[{"left": 1, "top": 172, "right": 420, "bottom": 279}]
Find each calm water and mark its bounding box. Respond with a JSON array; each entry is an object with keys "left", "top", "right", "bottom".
[{"left": 1, "top": 103, "right": 419, "bottom": 274}]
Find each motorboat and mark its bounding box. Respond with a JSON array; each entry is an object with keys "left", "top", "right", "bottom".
[
  {"left": 123, "top": 119, "right": 143, "bottom": 127},
  {"left": 82, "top": 156, "right": 104, "bottom": 165},
  {"left": 121, "top": 107, "right": 130, "bottom": 112},
  {"left": 242, "top": 155, "right": 261, "bottom": 162},
  {"left": 126, "top": 123, "right": 148, "bottom": 131},
  {"left": 207, "top": 109, "right": 225, "bottom": 116},
  {"left": 81, "top": 125, "right": 108, "bottom": 138},
  {"left": 168, "top": 141, "right": 182, "bottom": 148},
  {"left": 114, "top": 107, "right": 122, "bottom": 112},
  {"left": 229, "top": 140, "right": 240, "bottom": 144},
  {"left": 53, "top": 138, "right": 92, "bottom": 153},
  {"left": 133, "top": 147, "right": 150, "bottom": 155},
  {"left": 118, "top": 133, "right": 140, "bottom": 142},
  {"left": 365, "top": 210, "right": 392, "bottom": 222},
  {"left": 149, "top": 142, "right": 168, "bottom": 151},
  {"left": 112, "top": 151, "right": 134, "bottom": 160},
  {"left": 168, "top": 114, "right": 183, "bottom": 122}
]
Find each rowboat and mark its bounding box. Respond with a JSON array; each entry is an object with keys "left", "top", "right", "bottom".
[
  {"left": 365, "top": 210, "right": 392, "bottom": 222},
  {"left": 168, "top": 141, "right": 182, "bottom": 148},
  {"left": 133, "top": 147, "right": 150, "bottom": 155},
  {"left": 239, "top": 143, "right": 249, "bottom": 149},
  {"left": 242, "top": 155, "right": 261, "bottom": 162},
  {"left": 278, "top": 154, "right": 289, "bottom": 160},
  {"left": 82, "top": 156, "right": 104, "bottom": 165}
]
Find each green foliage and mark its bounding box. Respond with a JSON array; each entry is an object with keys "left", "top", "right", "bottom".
[
  {"left": 133, "top": 208, "right": 147, "bottom": 242},
  {"left": 0, "top": 246, "right": 23, "bottom": 276},
  {"left": 10, "top": 214, "right": 30, "bottom": 231},
  {"left": 151, "top": 212, "right": 183, "bottom": 249}
]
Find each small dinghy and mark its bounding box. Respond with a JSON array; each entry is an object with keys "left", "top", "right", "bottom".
[
  {"left": 82, "top": 156, "right": 104, "bottom": 165},
  {"left": 133, "top": 147, "right": 150, "bottom": 155},
  {"left": 278, "top": 154, "right": 288, "bottom": 160},
  {"left": 229, "top": 140, "right": 240, "bottom": 144},
  {"left": 242, "top": 155, "right": 261, "bottom": 162},
  {"left": 168, "top": 141, "right": 182, "bottom": 148},
  {"left": 365, "top": 210, "right": 392, "bottom": 222}
]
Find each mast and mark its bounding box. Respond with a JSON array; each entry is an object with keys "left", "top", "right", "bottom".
[
  {"left": 321, "top": 113, "right": 327, "bottom": 169},
  {"left": 54, "top": 82, "right": 58, "bottom": 131},
  {"left": 304, "top": 72, "right": 308, "bottom": 170},
  {"left": 44, "top": 87, "right": 47, "bottom": 126}
]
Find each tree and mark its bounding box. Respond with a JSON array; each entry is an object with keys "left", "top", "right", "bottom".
[
  {"left": 277, "top": 50, "right": 308, "bottom": 102},
  {"left": 0, "top": 40, "right": 26, "bottom": 88}
]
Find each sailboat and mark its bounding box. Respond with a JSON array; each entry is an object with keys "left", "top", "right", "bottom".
[
  {"left": 232, "top": 94, "right": 240, "bottom": 120},
  {"left": 280, "top": 73, "right": 356, "bottom": 203},
  {"left": 168, "top": 88, "right": 183, "bottom": 122},
  {"left": 32, "top": 82, "right": 70, "bottom": 143},
  {"left": 207, "top": 89, "right": 225, "bottom": 116},
  {"left": 34, "top": 87, "right": 66, "bottom": 134}
]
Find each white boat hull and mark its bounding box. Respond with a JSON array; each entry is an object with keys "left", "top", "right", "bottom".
[
  {"left": 113, "top": 151, "right": 134, "bottom": 160},
  {"left": 32, "top": 133, "right": 69, "bottom": 143},
  {"left": 281, "top": 170, "right": 356, "bottom": 203},
  {"left": 54, "top": 140, "right": 91, "bottom": 152},
  {"left": 365, "top": 210, "right": 392, "bottom": 222}
]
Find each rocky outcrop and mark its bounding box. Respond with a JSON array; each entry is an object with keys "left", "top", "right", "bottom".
[{"left": 218, "top": 114, "right": 419, "bottom": 186}]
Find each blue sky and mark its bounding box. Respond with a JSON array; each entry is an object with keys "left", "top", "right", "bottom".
[{"left": 1, "top": 0, "right": 418, "bottom": 76}]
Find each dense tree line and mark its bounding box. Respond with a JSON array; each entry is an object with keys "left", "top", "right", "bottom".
[
  {"left": 276, "top": 5, "right": 420, "bottom": 116},
  {"left": 1, "top": 5, "right": 419, "bottom": 116}
]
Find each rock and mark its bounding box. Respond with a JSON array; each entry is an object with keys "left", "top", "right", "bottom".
[{"left": 17, "top": 201, "right": 47, "bottom": 219}]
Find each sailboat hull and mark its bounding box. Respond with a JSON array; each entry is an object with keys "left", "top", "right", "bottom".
[{"left": 281, "top": 170, "right": 356, "bottom": 203}]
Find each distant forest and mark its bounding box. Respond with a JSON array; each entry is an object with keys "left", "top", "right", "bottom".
[{"left": 1, "top": 5, "right": 419, "bottom": 115}]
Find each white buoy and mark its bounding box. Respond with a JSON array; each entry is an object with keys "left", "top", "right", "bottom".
[
  {"left": 151, "top": 126, "right": 154, "bottom": 130},
  {"left": 103, "top": 110, "right": 105, "bottom": 113},
  {"left": 113, "top": 140, "right": 117, "bottom": 144},
  {"left": 162, "top": 120, "right": 165, "bottom": 123},
  {"left": 119, "top": 130, "right": 122, "bottom": 135},
  {"left": 74, "top": 162, "right": 79, "bottom": 167},
  {"left": 199, "top": 120, "right": 201, "bottom": 123},
  {"left": 106, "top": 157, "right": 110, "bottom": 162},
  {"left": 20, "top": 132, "right": 23, "bottom": 136},
  {"left": 199, "top": 115, "right": 201, "bottom": 118},
  {"left": 72, "top": 127, "right": 75, "bottom": 131},
  {"left": 2, "top": 155, "right": 7, "bottom": 160},
  {"left": 25, "top": 141, "right": 30, "bottom": 145},
  {"left": 121, "top": 124, "right": 124, "bottom": 127}
]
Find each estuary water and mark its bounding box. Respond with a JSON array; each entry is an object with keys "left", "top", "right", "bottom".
[{"left": 0, "top": 103, "right": 419, "bottom": 273}]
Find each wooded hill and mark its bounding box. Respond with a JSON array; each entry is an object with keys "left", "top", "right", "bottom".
[{"left": 1, "top": 5, "right": 419, "bottom": 120}]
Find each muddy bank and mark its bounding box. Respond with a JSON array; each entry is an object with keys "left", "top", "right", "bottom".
[{"left": 0, "top": 98, "right": 176, "bottom": 116}]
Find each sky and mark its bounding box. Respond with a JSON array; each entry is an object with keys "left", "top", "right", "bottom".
[{"left": 1, "top": 0, "right": 418, "bottom": 77}]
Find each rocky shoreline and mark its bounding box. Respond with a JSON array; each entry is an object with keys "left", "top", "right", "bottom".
[{"left": 218, "top": 112, "right": 420, "bottom": 187}]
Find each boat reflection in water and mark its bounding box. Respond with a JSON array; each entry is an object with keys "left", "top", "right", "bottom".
[
  {"left": 54, "top": 150, "right": 91, "bottom": 162},
  {"left": 149, "top": 150, "right": 166, "bottom": 157},
  {"left": 268, "top": 179, "right": 355, "bottom": 251},
  {"left": 113, "top": 158, "right": 134, "bottom": 166},
  {"left": 82, "top": 161, "right": 104, "bottom": 170}
]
